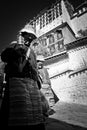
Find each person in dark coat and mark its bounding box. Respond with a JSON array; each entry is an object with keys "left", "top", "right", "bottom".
[
  {"left": 0, "top": 25, "right": 46, "bottom": 129},
  {"left": 37, "top": 55, "right": 57, "bottom": 116}
]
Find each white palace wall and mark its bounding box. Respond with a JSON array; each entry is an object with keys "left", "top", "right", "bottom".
[
  {"left": 50, "top": 46, "right": 87, "bottom": 105},
  {"left": 51, "top": 70, "right": 87, "bottom": 105}
]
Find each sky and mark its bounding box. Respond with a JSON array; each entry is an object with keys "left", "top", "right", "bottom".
[{"left": 0, "top": 0, "right": 84, "bottom": 53}]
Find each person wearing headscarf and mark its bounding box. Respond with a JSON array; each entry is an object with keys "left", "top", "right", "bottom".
[
  {"left": 0, "top": 25, "right": 46, "bottom": 129},
  {"left": 37, "top": 54, "right": 57, "bottom": 116}
]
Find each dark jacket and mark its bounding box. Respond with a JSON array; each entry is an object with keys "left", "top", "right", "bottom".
[
  {"left": 0, "top": 43, "right": 43, "bottom": 126},
  {"left": 1, "top": 43, "right": 39, "bottom": 81}
]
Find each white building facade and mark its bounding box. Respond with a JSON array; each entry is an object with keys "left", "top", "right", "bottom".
[{"left": 19, "top": 0, "right": 87, "bottom": 105}]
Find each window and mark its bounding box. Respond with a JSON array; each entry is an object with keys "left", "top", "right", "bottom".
[
  {"left": 49, "top": 44, "right": 55, "bottom": 55},
  {"left": 42, "top": 14, "right": 45, "bottom": 27},
  {"left": 48, "top": 9, "right": 53, "bottom": 23},
  {"left": 56, "top": 30, "right": 63, "bottom": 40},
  {"left": 46, "top": 12, "right": 48, "bottom": 25},
  {"left": 79, "top": 10, "right": 82, "bottom": 14},
  {"left": 36, "top": 18, "right": 39, "bottom": 25},
  {"left": 59, "top": 2, "right": 62, "bottom": 15},
  {"left": 33, "top": 21, "right": 36, "bottom": 29},
  {"left": 58, "top": 39, "right": 64, "bottom": 50},
  {"left": 53, "top": 6, "right": 56, "bottom": 20},
  {"left": 55, "top": 42, "right": 59, "bottom": 52},
  {"left": 40, "top": 16, "right": 42, "bottom": 29},
  {"left": 42, "top": 38, "right": 47, "bottom": 46},
  {"left": 48, "top": 34, "right": 54, "bottom": 44},
  {"left": 55, "top": 4, "right": 59, "bottom": 18},
  {"left": 82, "top": 7, "right": 86, "bottom": 12}
]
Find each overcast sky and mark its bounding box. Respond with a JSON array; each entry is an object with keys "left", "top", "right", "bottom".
[{"left": 0, "top": 0, "right": 84, "bottom": 53}]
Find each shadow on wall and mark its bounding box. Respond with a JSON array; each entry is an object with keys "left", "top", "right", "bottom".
[{"left": 51, "top": 88, "right": 59, "bottom": 104}]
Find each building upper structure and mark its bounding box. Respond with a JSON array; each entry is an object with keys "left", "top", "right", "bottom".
[
  {"left": 28, "top": 0, "right": 87, "bottom": 37},
  {"left": 23, "top": 0, "right": 87, "bottom": 75},
  {"left": 27, "top": 0, "right": 76, "bottom": 58},
  {"left": 5, "top": 0, "right": 87, "bottom": 72}
]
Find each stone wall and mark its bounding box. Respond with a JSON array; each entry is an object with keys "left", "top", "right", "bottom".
[
  {"left": 51, "top": 69, "right": 87, "bottom": 105},
  {"left": 68, "top": 46, "right": 87, "bottom": 70},
  {"left": 71, "top": 11, "right": 87, "bottom": 37}
]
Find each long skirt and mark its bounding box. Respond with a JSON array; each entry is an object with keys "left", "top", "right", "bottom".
[{"left": 0, "top": 77, "right": 45, "bottom": 128}]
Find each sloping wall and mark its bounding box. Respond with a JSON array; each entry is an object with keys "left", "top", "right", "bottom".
[
  {"left": 68, "top": 45, "right": 87, "bottom": 70},
  {"left": 62, "top": 25, "right": 76, "bottom": 45},
  {"left": 51, "top": 69, "right": 87, "bottom": 105},
  {"left": 71, "top": 12, "right": 87, "bottom": 36},
  {"left": 47, "top": 42, "right": 87, "bottom": 105}
]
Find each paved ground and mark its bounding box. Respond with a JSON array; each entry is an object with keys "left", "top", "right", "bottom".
[
  {"left": 0, "top": 99, "right": 87, "bottom": 130},
  {"left": 46, "top": 101, "right": 87, "bottom": 130},
  {"left": 46, "top": 118, "right": 87, "bottom": 130}
]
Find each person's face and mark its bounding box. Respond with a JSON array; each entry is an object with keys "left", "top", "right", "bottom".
[
  {"left": 23, "top": 33, "right": 31, "bottom": 41},
  {"left": 23, "top": 33, "right": 33, "bottom": 47}
]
